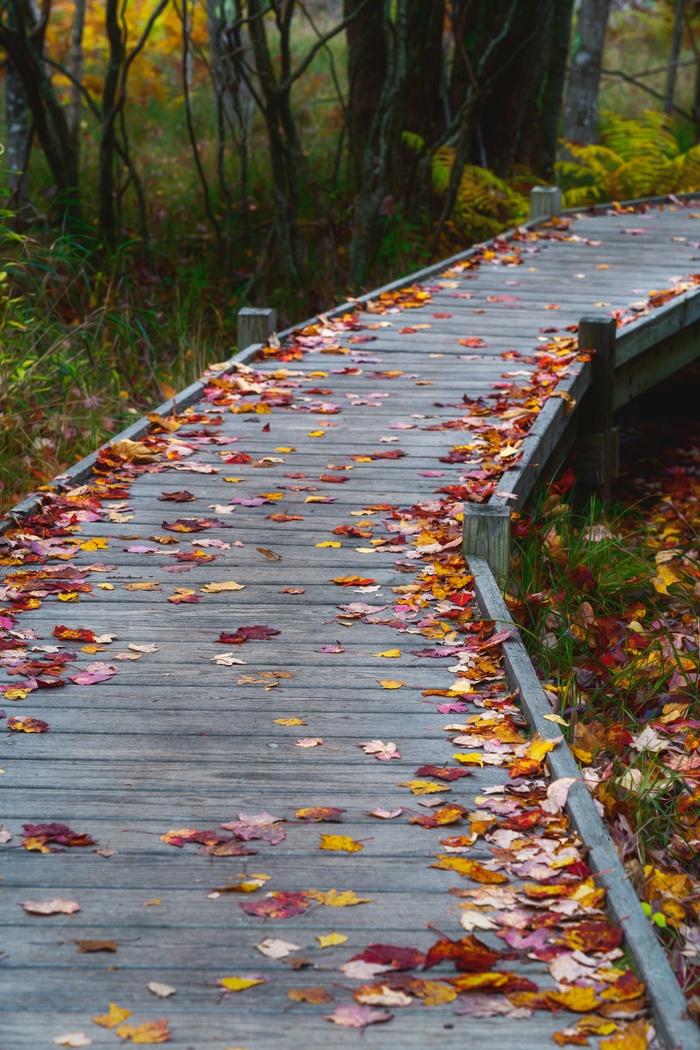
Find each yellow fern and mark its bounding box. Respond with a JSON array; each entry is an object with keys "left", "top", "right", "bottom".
[
  {"left": 558, "top": 110, "right": 700, "bottom": 205},
  {"left": 431, "top": 148, "right": 528, "bottom": 241}
]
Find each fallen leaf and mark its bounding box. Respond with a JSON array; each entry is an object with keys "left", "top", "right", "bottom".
[
  {"left": 92, "top": 1003, "right": 132, "bottom": 1029},
  {"left": 200, "top": 581, "right": 245, "bottom": 593},
  {"left": 22, "top": 898, "right": 81, "bottom": 915},
  {"left": 147, "top": 982, "right": 176, "bottom": 998},
  {"left": 275, "top": 717, "right": 306, "bottom": 726},
  {"left": 7, "top": 716, "right": 49, "bottom": 733},
  {"left": 218, "top": 975, "right": 268, "bottom": 992},
  {"left": 53, "top": 1035, "right": 93, "bottom": 1047},
  {"left": 431, "top": 856, "right": 508, "bottom": 883},
  {"left": 378, "top": 679, "right": 405, "bottom": 689},
  {"left": 398, "top": 780, "right": 446, "bottom": 796},
  {"left": 295, "top": 806, "right": 345, "bottom": 822},
  {"left": 289, "top": 987, "right": 333, "bottom": 1004},
  {"left": 307, "top": 889, "right": 373, "bottom": 907},
  {"left": 324, "top": 1004, "right": 393, "bottom": 1028},
  {"left": 256, "top": 938, "right": 300, "bottom": 959},
  {"left": 113, "top": 1020, "right": 171, "bottom": 1043},
  {"left": 319, "top": 834, "right": 363, "bottom": 853},
  {"left": 317, "top": 932, "right": 348, "bottom": 949},
  {"left": 295, "top": 737, "right": 324, "bottom": 748},
  {"left": 360, "top": 740, "right": 401, "bottom": 760},
  {"left": 368, "top": 807, "right": 403, "bottom": 819},
  {"left": 373, "top": 648, "right": 401, "bottom": 658},
  {"left": 74, "top": 940, "right": 117, "bottom": 953}
]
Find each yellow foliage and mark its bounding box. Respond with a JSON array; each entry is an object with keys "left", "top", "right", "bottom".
[
  {"left": 430, "top": 149, "right": 529, "bottom": 241},
  {"left": 558, "top": 111, "right": 700, "bottom": 206}
]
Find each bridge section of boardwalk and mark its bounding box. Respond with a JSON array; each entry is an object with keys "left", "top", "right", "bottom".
[{"left": 2, "top": 201, "right": 700, "bottom": 1049}]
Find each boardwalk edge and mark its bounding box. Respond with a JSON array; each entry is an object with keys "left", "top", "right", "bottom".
[{"left": 468, "top": 554, "right": 700, "bottom": 1050}]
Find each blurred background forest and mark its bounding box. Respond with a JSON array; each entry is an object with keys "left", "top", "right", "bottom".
[{"left": 2, "top": 0, "right": 700, "bottom": 505}]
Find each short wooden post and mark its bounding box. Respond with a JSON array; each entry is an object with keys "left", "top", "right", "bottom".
[
  {"left": 237, "top": 307, "right": 277, "bottom": 351},
  {"left": 462, "top": 503, "right": 511, "bottom": 588},
  {"left": 530, "top": 186, "right": 562, "bottom": 222},
  {"left": 577, "top": 316, "right": 618, "bottom": 499}
]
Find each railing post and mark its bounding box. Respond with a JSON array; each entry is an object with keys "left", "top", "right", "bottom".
[
  {"left": 530, "top": 186, "right": 562, "bottom": 222},
  {"left": 237, "top": 307, "right": 277, "bottom": 352},
  {"left": 462, "top": 503, "right": 511, "bottom": 589},
  {"left": 577, "top": 316, "right": 618, "bottom": 499}
]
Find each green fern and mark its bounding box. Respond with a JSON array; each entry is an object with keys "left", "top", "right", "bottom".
[
  {"left": 431, "top": 147, "right": 529, "bottom": 241},
  {"left": 558, "top": 111, "right": 700, "bottom": 205}
]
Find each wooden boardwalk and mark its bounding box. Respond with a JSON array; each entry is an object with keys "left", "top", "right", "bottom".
[{"left": 3, "top": 201, "right": 700, "bottom": 1049}]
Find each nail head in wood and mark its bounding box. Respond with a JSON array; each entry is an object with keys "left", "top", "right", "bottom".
[
  {"left": 237, "top": 307, "right": 277, "bottom": 351},
  {"left": 462, "top": 503, "right": 511, "bottom": 587},
  {"left": 530, "top": 186, "right": 562, "bottom": 222}
]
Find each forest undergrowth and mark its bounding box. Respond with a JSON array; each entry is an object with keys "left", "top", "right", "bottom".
[{"left": 510, "top": 377, "right": 700, "bottom": 1008}]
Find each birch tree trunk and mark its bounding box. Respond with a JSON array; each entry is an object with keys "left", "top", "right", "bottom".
[
  {"left": 68, "top": 0, "right": 86, "bottom": 153},
  {"left": 562, "top": 0, "right": 611, "bottom": 145}
]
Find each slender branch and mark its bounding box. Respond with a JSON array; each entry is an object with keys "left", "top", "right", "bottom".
[
  {"left": 600, "top": 67, "right": 693, "bottom": 121},
  {"left": 124, "top": 0, "right": 170, "bottom": 74},
  {"left": 176, "top": 0, "right": 223, "bottom": 252},
  {"left": 280, "top": 0, "right": 371, "bottom": 91}
]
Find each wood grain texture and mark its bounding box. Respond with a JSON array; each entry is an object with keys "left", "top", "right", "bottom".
[{"left": 3, "top": 202, "right": 700, "bottom": 1048}]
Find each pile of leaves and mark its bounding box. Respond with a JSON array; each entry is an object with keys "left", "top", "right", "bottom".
[{"left": 510, "top": 444, "right": 700, "bottom": 1012}]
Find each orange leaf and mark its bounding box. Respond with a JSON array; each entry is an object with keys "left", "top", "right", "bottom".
[{"left": 92, "top": 1003, "right": 132, "bottom": 1029}]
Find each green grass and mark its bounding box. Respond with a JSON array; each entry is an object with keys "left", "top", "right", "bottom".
[{"left": 510, "top": 478, "right": 700, "bottom": 934}]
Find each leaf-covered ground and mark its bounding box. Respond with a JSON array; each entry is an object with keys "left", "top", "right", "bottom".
[{"left": 511, "top": 364, "right": 700, "bottom": 1021}]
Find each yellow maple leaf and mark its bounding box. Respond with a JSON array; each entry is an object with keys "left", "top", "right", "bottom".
[
  {"left": 110, "top": 439, "right": 157, "bottom": 463},
  {"left": 651, "top": 564, "right": 681, "bottom": 595},
  {"left": 378, "top": 679, "right": 405, "bottom": 689},
  {"left": 600, "top": 1021, "right": 648, "bottom": 1050},
  {"left": 219, "top": 976, "right": 264, "bottom": 992},
  {"left": 431, "top": 855, "right": 508, "bottom": 884},
  {"left": 453, "top": 753, "right": 484, "bottom": 767},
  {"left": 124, "top": 582, "right": 159, "bottom": 591},
  {"left": 274, "top": 718, "right": 306, "bottom": 727},
  {"left": 316, "top": 932, "right": 348, "bottom": 949},
  {"left": 200, "top": 581, "right": 245, "bottom": 593},
  {"left": 411, "top": 980, "right": 457, "bottom": 1006},
  {"left": 307, "top": 889, "right": 373, "bottom": 907},
  {"left": 308, "top": 430, "right": 325, "bottom": 437},
  {"left": 524, "top": 732, "right": 562, "bottom": 761},
  {"left": 92, "top": 1003, "right": 132, "bottom": 1029},
  {"left": 373, "top": 649, "right": 400, "bottom": 658},
  {"left": 316, "top": 541, "right": 341, "bottom": 548},
  {"left": 3, "top": 687, "right": 32, "bottom": 701},
  {"left": 114, "top": 1020, "right": 171, "bottom": 1044},
  {"left": 544, "top": 713, "right": 569, "bottom": 726},
  {"left": 397, "top": 780, "right": 446, "bottom": 795},
  {"left": 80, "top": 538, "right": 109, "bottom": 551},
  {"left": 319, "top": 834, "right": 363, "bottom": 853}
]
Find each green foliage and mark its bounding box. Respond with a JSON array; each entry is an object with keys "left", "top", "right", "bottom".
[
  {"left": 430, "top": 147, "right": 529, "bottom": 242},
  {"left": 557, "top": 111, "right": 700, "bottom": 206},
  {"left": 0, "top": 231, "right": 237, "bottom": 510}
]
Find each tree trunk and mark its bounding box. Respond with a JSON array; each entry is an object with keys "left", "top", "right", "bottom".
[
  {"left": 0, "top": 0, "right": 82, "bottom": 228},
  {"left": 404, "top": 0, "right": 444, "bottom": 143},
  {"left": 99, "top": 0, "right": 125, "bottom": 249},
  {"left": 447, "top": 0, "right": 572, "bottom": 177},
  {"left": 348, "top": 0, "right": 409, "bottom": 286},
  {"left": 246, "top": 0, "right": 304, "bottom": 284},
  {"left": 68, "top": 0, "right": 86, "bottom": 154},
  {"left": 344, "top": 0, "right": 386, "bottom": 185},
  {"left": 6, "top": 55, "right": 30, "bottom": 205},
  {"left": 664, "top": 0, "right": 685, "bottom": 115},
  {"left": 562, "top": 0, "right": 611, "bottom": 145}
]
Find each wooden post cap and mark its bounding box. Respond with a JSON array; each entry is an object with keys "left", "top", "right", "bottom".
[{"left": 530, "top": 186, "right": 563, "bottom": 221}]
